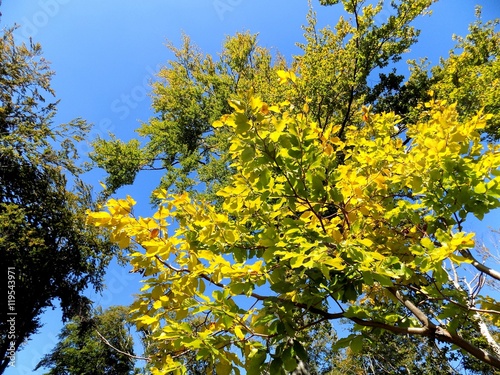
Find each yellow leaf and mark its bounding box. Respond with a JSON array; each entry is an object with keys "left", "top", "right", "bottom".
[
  {"left": 323, "top": 257, "right": 345, "bottom": 270},
  {"left": 228, "top": 99, "right": 244, "bottom": 112},
  {"left": 87, "top": 211, "right": 111, "bottom": 226},
  {"left": 359, "top": 238, "right": 373, "bottom": 247},
  {"left": 269, "top": 131, "right": 282, "bottom": 142},
  {"left": 324, "top": 144, "right": 334, "bottom": 156},
  {"left": 213, "top": 119, "right": 224, "bottom": 128},
  {"left": 140, "top": 315, "right": 158, "bottom": 325},
  {"left": 153, "top": 188, "right": 167, "bottom": 200},
  {"left": 151, "top": 286, "right": 163, "bottom": 300},
  {"left": 234, "top": 326, "right": 245, "bottom": 340},
  {"left": 421, "top": 237, "right": 434, "bottom": 249},
  {"left": 153, "top": 207, "right": 169, "bottom": 220},
  {"left": 300, "top": 210, "right": 313, "bottom": 221},
  {"left": 250, "top": 96, "right": 263, "bottom": 111},
  {"left": 277, "top": 70, "right": 288, "bottom": 79},
  {"left": 251, "top": 260, "right": 263, "bottom": 270},
  {"left": 424, "top": 138, "right": 436, "bottom": 149},
  {"left": 126, "top": 195, "right": 137, "bottom": 206},
  {"left": 117, "top": 234, "right": 130, "bottom": 249},
  {"left": 225, "top": 229, "right": 238, "bottom": 243},
  {"left": 277, "top": 70, "right": 291, "bottom": 84},
  {"left": 330, "top": 228, "right": 343, "bottom": 242}
]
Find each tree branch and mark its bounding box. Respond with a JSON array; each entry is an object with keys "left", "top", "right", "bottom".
[
  {"left": 386, "top": 286, "right": 500, "bottom": 369},
  {"left": 387, "top": 287, "right": 434, "bottom": 329},
  {"left": 446, "top": 262, "right": 500, "bottom": 359},
  {"left": 460, "top": 249, "right": 500, "bottom": 282},
  {"left": 434, "top": 327, "right": 500, "bottom": 368},
  {"left": 95, "top": 329, "right": 150, "bottom": 362},
  {"left": 153, "top": 254, "right": 500, "bottom": 368}
]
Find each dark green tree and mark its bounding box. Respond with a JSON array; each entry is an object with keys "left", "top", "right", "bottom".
[
  {"left": 0, "top": 26, "right": 116, "bottom": 372},
  {"left": 35, "top": 306, "right": 137, "bottom": 375}
]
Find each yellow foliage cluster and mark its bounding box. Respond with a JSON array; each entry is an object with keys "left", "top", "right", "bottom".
[{"left": 88, "top": 79, "right": 500, "bottom": 373}]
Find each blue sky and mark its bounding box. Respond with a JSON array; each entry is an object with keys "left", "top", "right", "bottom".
[{"left": 2, "top": 0, "right": 500, "bottom": 373}]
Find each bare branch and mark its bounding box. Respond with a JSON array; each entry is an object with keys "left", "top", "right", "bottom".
[
  {"left": 95, "top": 329, "right": 150, "bottom": 362},
  {"left": 460, "top": 250, "right": 500, "bottom": 282}
]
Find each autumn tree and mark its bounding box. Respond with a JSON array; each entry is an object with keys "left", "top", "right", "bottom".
[
  {"left": 87, "top": 0, "right": 500, "bottom": 373},
  {"left": 0, "top": 26, "right": 116, "bottom": 372},
  {"left": 89, "top": 85, "right": 500, "bottom": 372},
  {"left": 366, "top": 5, "right": 500, "bottom": 142}
]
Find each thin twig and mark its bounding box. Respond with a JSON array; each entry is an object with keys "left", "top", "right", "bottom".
[{"left": 95, "top": 329, "right": 150, "bottom": 362}]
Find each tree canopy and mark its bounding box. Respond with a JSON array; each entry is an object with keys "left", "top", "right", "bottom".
[
  {"left": 0, "top": 26, "right": 116, "bottom": 372},
  {"left": 35, "top": 306, "right": 137, "bottom": 375},
  {"left": 87, "top": 0, "right": 500, "bottom": 373},
  {"left": 89, "top": 89, "right": 500, "bottom": 373}
]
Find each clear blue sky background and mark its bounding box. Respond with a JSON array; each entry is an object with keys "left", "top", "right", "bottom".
[{"left": 1, "top": 1, "right": 500, "bottom": 374}]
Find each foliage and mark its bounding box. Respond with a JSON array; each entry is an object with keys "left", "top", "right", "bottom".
[
  {"left": 136, "top": 315, "right": 217, "bottom": 375},
  {"left": 138, "top": 312, "right": 335, "bottom": 375},
  {"left": 89, "top": 89, "right": 500, "bottom": 373},
  {"left": 89, "top": 32, "right": 287, "bottom": 199},
  {"left": 370, "top": 5, "right": 500, "bottom": 144},
  {"left": 358, "top": 6, "right": 500, "bottom": 143},
  {"left": 327, "top": 333, "right": 457, "bottom": 374},
  {"left": 35, "top": 306, "right": 137, "bottom": 375},
  {"left": 89, "top": 0, "right": 437, "bottom": 200},
  {"left": 428, "top": 6, "right": 500, "bottom": 141},
  {"left": 87, "top": 0, "right": 500, "bottom": 373},
  {"left": 0, "top": 27, "right": 116, "bottom": 372},
  {"left": 91, "top": 1, "right": 499, "bottom": 199},
  {"left": 295, "top": 0, "right": 435, "bottom": 129}
]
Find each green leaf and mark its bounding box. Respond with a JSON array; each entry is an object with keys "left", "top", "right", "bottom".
[
  {"left": 270, "top": 358, "right": 284, "bottom": 375},
  {"left": 344, "top": 305, "right": 369, "bottom": 319},
  {"left": 372, "top": 272, "right": 394, "bottom": 287},
  {"left": 235, "top": 113, "right": 251, "bottom": 134},
  {"left": 241, "top": 147, "right": 255, "bottom": 162},
  {"left": 283, "top": 352, "right": 297, "bottom": 372},
  {"left": 293, "top": 340, "right": 308, "bottom": 362},
  {"left": 246, "top": 349, "right": 267, "bottom": 375},
  {"left": 350, "top": 335, "right": 364, "bottom": 354},
  {"left": 332, "top": 334, "right": 357, "bottom": 351}
]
